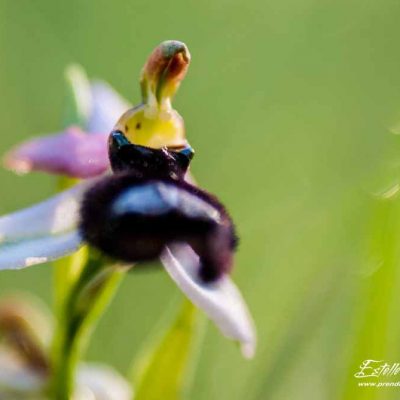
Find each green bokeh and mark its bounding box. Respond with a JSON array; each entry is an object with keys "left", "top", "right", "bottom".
[{"left": 1, "top": 1, "right": 400, "bottom": 399}]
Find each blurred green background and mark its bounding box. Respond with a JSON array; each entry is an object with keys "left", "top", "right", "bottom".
[{"left": 2, "top": 0, "right": 400, "bottom": 399}]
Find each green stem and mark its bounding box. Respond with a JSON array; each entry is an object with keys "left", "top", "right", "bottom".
[
  {"left": 49, "top": 252, "right": 124, "bottom": 400},
  {"left": 49, "top": 64, "right": 105, "bottom": 399}
]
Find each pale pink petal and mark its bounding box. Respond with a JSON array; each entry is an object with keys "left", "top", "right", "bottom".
[
  {"left": 3, "top": 80, "right": 129, "bottom": 178},
  {"left": 0, "top": 181, "right": 94, "bottom": 270},
  {"left": 4, "top": 127, "right": 110, "bottom": 178},
  {"left": 161, "top": 244, "right": 257, "bottom": 358},
  {"left": 0, "top": 230, "right": 83, "bottom": 271},
  {"left": 87, "top": 81, "right": 130, "bottom": 134},
  {"left": 0, "top": 180, "right": 93, "bottom": 240}
]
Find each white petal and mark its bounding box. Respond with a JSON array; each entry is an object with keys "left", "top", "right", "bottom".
[
  {"left": 0, "top": 230, "right": 83, "bottom": 271},
  {"left": 0, "top": 180, "right": 96, "bottom": 270},
  {"left": 75, "top": 363, "right": 133, "bottom": 400},
  {"left": 161, "top": 244, "right": 257, "bottom": 358},
  {"left": 0, "top": 180, "right": 94, "bottom": 241},
  {"left": 88, "top": 82, "right": 130, "bottom": 134}
]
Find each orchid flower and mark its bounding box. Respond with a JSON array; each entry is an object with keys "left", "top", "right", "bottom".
[
  {"left": 0, "top": 297, "right": 132, "bottom": 400},
  {"left": 0, "top": 41, "right": 256, "bottom": 358},
  {"left": 0, "top": 352, "right": 132, "bottom": 400}
]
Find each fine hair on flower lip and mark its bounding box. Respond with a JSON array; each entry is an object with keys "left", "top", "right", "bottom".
[
  {"left": 79, "top": 168, "right": 238, "bottom": 283},
  {"left": 78, "top": 126, "right": 238, "bottom": 283}
]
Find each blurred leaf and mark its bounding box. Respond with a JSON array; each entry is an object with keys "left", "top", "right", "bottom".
[
  {"left": 341, "top": 196, "right": 400, "bottom": 400},
  {"left": 133, "top": 300, "right": 203, "bottom": 400},
  {"left": 251, "top": 264, "right": 343, "bottom": 400}
]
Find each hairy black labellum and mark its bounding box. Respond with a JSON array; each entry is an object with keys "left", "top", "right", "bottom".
[{"left": 80, "top": 131, "right": 237, "bottom": 283}]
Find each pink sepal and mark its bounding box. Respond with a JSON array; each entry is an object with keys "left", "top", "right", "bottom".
[{"left": 4, "top": 127, "right": 110, "bottom": 178}]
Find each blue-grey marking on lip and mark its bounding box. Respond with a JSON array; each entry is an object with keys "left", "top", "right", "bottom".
[{"left": 112, "top": 182, "right": 221, "bottom": 222}]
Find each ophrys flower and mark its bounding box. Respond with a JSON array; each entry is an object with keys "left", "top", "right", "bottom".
[{"left": 1, "top": 40, "right": 256, "bottom": 358}]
